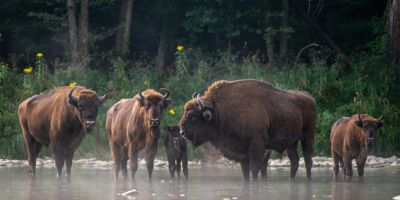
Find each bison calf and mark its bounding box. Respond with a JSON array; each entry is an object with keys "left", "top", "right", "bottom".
[
  {"left": 164, "top": 125, "right": 188, "bottom": 179},
  {"left": 18, "top": 86, "right": 106, "bottom": 177},
  {"left": 330, "top": 114, "right": 384, "bottom": 177}
]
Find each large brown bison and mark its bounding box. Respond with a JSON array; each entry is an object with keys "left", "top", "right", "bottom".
[
  {"left": 18, "top": 86, "right": 106, "bottom": 177},
  {"left": 106, "top": 89, "right": 171, "bottom": 179},
  {"left": 179, "top": 79, "right": 316, "bottom": 180},
  {"left": 330, "top": 114, "right": 384, "bottom": 177}
]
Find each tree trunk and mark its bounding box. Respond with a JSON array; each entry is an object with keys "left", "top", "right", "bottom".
[
  {"left": 279, "top": 0, "right": 289, "bottom": 58},
  {"left": 155, "top": 24, "right": 168, "bottom": 77},
  {"left": 67, "top": 0, "right": 79, "bottom": 66},
  {"left": 79, "top": 0, "right": 89, "bottom": 67},
  {"left": 116, "top": 0, "right": 134, "bottom": 56},
  {"left": 386, "top": 0, "right": 400, "bottom": 64},
  {"left": 266, "top": 34, "right": 275, "bottom": 66}
]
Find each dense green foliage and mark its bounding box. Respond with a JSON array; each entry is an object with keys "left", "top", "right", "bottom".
[{"left": 0, "top": 0, "right": 398, "bottom": 160}]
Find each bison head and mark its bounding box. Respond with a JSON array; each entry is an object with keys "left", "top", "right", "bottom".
[
  {"left": 138, "top": 88, "right": 172, "bottom": 127},
  {"left": 179, "top": 93, "right": 214, "bottom": 147},
  {"left": 165, "top": 125, "right": 182, "bottom": 149},
  {"left": 355, "top": 114, "right": 384, "bottom": 144},
  {"left": 68, "top": 87, "right": 107, "bottom": 133}
]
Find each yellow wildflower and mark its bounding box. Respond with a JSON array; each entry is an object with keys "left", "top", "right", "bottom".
[
  {"left": 36, "top": 52, "right": 44, "bottom": 58},
  {"left": 69, "top": 82, "right": 77, "bottom": 87},
  {"left": 168, "top": 108, "right": 176, "bottom": 116},
  {"left": 176, "top": 45, "right": 184, "bottom": 52},
  {"left": 23, "top": 66, "right": 33, "bottom": 74},
  {"left": 143, "top": 80, "right": 148, "bottom": 85}
]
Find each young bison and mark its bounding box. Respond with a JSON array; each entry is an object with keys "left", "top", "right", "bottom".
[
  {"left": 330, "top": 114, "right": 384, "bottom": 177},
  {"left": 164, "top": 125, "right": 188, "bottom": 179}
]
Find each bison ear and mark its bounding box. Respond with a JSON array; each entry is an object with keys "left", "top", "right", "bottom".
[
  {"left": 163, "top": 99, "right": 173, "bottom": 108},
  {"left": 354, "top": 120, "right": 363, "bottom": 127},
  {"left": 377, "top": 119, "right": 384, "bottom": 127},
  {"left": 203, "top": 110, "right": 212, "bottom": 122}
]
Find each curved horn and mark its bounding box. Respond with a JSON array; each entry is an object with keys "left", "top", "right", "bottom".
[
  {"left": 377, "top": 115, "right": 383, "bottom": 121},
  {"left": 139, "top": 90, "right": 145, "bottom": 100},
  {"left": 68, "top": 87, "right": 79, "bottom": 104},
  {"left": 196, "top": 93, "right": 205, "bottom": 108},
  {"left": 98, "top": 88, "right": 108, "bottom": 103},
  {"left": 192, "top": 92, "right": 199, "bottom": 100},
  {"left": 160, "top": 88, "right": 170, "bottom": 99},
  {"left": 358, "top": 113, "right": 363, "bottom": 122}
]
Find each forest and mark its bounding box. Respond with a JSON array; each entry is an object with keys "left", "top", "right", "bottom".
[{"left": 0, "top": 0, "right": 399, "bottom": 159}]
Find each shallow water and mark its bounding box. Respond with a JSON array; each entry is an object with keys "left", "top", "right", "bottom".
[{"left": 0, "top": 167, "right": 399, "bottom": 200}]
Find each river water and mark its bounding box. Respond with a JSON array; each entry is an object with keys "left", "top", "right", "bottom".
[{"left": 0, "top": 167, "right": 399, "bottom": 200}]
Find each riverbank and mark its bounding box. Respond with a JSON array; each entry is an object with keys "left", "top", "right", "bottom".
[{"left": 0, "top": 156, "right": 399, "bottom": 169}]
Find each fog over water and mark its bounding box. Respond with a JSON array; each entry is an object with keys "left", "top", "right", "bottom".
[{"left": 0, "top": 167, "right": 399, "bottom": 200}]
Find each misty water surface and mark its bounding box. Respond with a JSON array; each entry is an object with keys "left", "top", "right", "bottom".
[{"left": 0, "top": 167, "right": 399, "bottom": 200}]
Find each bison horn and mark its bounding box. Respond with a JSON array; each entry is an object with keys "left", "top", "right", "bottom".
[
  {"left": 192, "top": 92, "right": 199, "bottom": 100},
  {"left": 68, "top": 87, "right": 79, "bottom": 104},
  {"left": 358, "top": 113, "right": 363, "bottom": 122},
  {"left": 139, "top": 90, "right": 145, "bottom": 100},
  {"left": 98, "top": 88, "right": 108, "bottom": 103},
  {"left": 377, "top": 115, "right": 383, "bottom": 121},
  {"left": 160, "top": 88, "right": 170, "bottom": 99},
  {"left": 196, "top": 93, "right": 205, "bottom": 108}
]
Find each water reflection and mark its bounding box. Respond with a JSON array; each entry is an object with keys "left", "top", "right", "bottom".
[{"left": 1, "top": 167, "right": 399, "bottom": 199}]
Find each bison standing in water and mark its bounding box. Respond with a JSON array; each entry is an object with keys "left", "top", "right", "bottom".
[
  {"left": 179, "top": 79, "right": 316, "bottom": 180},
  {"left": 18, "top": 86, "right": 106, "bottom": 177},
  {"left": 164, "top": 125, "right": 188, "bottom": 179},
  {"left": 106, "top": 89, "right": 171, "bottom": 179},
  {"left": 330, "top": 114, "right": 384, "bottom": 177}
]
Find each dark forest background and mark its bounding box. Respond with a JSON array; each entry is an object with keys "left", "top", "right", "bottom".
[{"left": 0, "top": 0, "right": 399, "bottom": 159}]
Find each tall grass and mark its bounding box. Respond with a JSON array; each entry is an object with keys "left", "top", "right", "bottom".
[{"left": 0, "top": 44, "right": 399, "bottom": 160}]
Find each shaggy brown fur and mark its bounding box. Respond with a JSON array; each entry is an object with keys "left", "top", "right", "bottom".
[
  {"left": 106, "top": 89, "right": 172, "bottom": 179},
  {"left": 18, "top": 86, "right": 106, "bottom": 177},
  {"left": 164, "top": 125, "right": 188, "bottom": 179},
  {"left": 180, "top": 79, "right": 316, "bottom": 181},
  {"left": 330, "top": 114, "right": 384, "bottom": 177}
]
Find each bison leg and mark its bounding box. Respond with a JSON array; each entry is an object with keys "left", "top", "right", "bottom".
[
  {"left": 249, "top": 141, "right": 264, "bottom": 181},
  {"left": 53, "top": 143, "right": 65, "bottom": 178},
  {"left": 109, "top": 140, "right": 122, "bottom": 179},
  {"left": 260, "top": 150, "right": 272, "bottom": 179},
  {"left": 240, "top": 158, "right": 250, "bottom": 181},
  {"left": 287, "top": 141, "right": 299, "bottom": 180},
  {"left": 301, "top": 134, "right": 314, "bottom": 180},
  {"left": 176, "top": 158, "right": 182, "bottom": 179},
  {"left": 64, "top": 137, "right": 83, "bottom": 177},
  {"left": 23, "top": 134, "right": 42, "bottom": 175},
  {"left": 356, "top": 151, "right": 367, "bottom": 177},
  {"left": 343, "top": 153, "right": 353, "bottom": 177},
  {"left": 332, "top": 149, "right": 341, "bottom": 176},
  {"left": 128, "top": 145, "right": 139, "bottom": 180},
  {"left": 168, "top": 157, "right": 176, "bottom": 179},
  {"left": 120, "top": 148, "right": 129, "bottom": 178},
  {"left": 145, "top": 145, "right": 158, "bottom": 179},
  {"left": 182, "top": 153, "right": 189, "bottom": 179}
]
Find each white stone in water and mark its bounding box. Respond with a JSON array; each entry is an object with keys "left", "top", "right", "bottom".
[
  {"left": 393, "top": 195, "right": 400, "bottom": 200},
  {"left": 180, "top": 194, "right": 185, "bottom": 197}
]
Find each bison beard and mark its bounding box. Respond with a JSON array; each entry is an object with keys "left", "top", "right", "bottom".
[
  {"left": 18, "top": 86, "right": 106, "bottom": 177},
  {"left": 106, "top": 89, "right": 172, "bottom": 180},
  {"left": 330, "top": 114, "right": 384, "bottom": 178},
  {"left": 180, "top": 79, "right": 316, "bottom": 181}
]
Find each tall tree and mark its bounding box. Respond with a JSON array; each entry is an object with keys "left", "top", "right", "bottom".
[
  {"left": 279, "top": 0, "right": 289, "bottom": 58},
  {"left": 115, "top": 0, "right": 134, "bottom": 56},
  {"left": 386, "top": 0, "right": 400, "bottom": 65},
  {"left": 79, "top": 0, "right": 89, "bottom": 66},
  {"left": 66, "top": 0, "right": 90, "bottom": 68},
  {"left": 67, "top": 0, "right": 79, "bottom": 66}
]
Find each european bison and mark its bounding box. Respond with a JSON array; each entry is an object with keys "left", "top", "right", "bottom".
[
  {"left": 179, "top": 79, "right": 316, "bottom": 180},
  {"left": 330, "top": 114, "right": 384, "bottom": 177},
  {"left": 164, "top": 125, "right": 188, "bottom": 179},
  {"left": 18, "top": 86, "right": 106, "bottom": 177},
  {"left": 106, "top": 89, "right": 172, "bottom": 179}
]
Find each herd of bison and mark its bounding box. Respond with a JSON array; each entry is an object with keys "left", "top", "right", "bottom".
[{"left": 17, "top": 79, "right": 384, "bottom": 181}]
